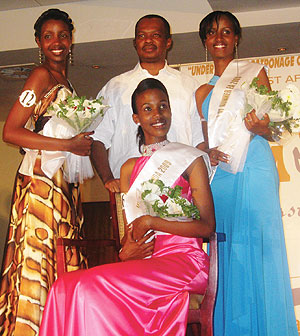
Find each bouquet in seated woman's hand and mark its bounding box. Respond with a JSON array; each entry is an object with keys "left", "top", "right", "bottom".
[
  {"left": 141, "top": 179, "right": 200, "bottom": 219},
  {"left": 43, "top": 96, "right": 109, "bottom": 183},
  {"left": 243, "top": 77, "right": 300, "bottom": 142}
]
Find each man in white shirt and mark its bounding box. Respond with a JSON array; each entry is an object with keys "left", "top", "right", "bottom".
[{"left": 92, "top": 14, "right": 203, "bottom": 193}]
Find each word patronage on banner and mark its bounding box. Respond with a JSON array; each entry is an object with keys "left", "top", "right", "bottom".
[
  {"left": 181, "top": 53, "right": 300, "bottom": 89},
  {"left": 250, "top": 54, "right": 300, "bottom": 69}
]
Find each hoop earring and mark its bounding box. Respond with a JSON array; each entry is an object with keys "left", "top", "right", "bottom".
[
  {"left": 205, "top": 46, "right": 208, "bottom": 63},
  {"left": 69, "top": 49, "right": 73, "bottom": 65},
  {"left": 39, "top": 48, "right": 44, "bottom": 64}
]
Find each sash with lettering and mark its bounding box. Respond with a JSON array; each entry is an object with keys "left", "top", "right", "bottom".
[
  {"left": 123, "top": 142, "right": 211, "bottom": 225},
  {"left": 208, "top": 59, "right": 264, "bottom": 175}
]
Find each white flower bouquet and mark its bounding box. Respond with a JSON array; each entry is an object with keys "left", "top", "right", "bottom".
[
  {"left": 42, "top": 96, "right": 109, "bottom": 183},
  {"left": 243, "top": 77, "right": 300, "bottom": 142},
  {"left": 48, "top": 95, "right": 108, "bottom": 133},
  {"left": 141, "top": 179, "right": 200, "bottom": 219}
]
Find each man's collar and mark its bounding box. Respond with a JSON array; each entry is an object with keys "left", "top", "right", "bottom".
[{"left": 136, "top": 60, "right": 174, "bottom": 77}]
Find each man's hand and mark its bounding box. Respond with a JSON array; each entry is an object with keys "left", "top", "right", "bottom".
[
  {"left": 91, "top": 140, "right": 118, "bottom": 189},
  {"left": 119, "top": 227, "right": 155, "bottom": 261}
]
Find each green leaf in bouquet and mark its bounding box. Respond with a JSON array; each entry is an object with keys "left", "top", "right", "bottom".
[
  {"left": 73, "top": 111, "right": 82, "bottom": 130},
  {"left": 152, "top": 200, "right": 169, "bottom": 218},
  {"left": 141, "top": 189, "right": 152, "bottom": 200},
  {"left": 153, "top": 179, "right": 165, "bottom": 192},
  {"left": 168, "top": 185, "right": 182, "bottom": 199},
  {"left": 66, "top": 96, "right": 75, "bottom": 106}
]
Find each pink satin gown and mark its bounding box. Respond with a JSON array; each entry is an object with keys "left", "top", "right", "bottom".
[{"left": 40, "top": 156, "right": 209, "bottom": 336}]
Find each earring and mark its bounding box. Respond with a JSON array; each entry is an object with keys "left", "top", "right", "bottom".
[
  {"left": 235, "top": 42, "right": 239, "bottom": 76},
  {"left": 137, "top": 122, "right": 141, "bottom": 126},
  {"left": 235, "top": 43, "right": 238, "bottom": 59},
  {"left": 69, "top": 49, "right": 73, "bottom": 65},
  {"left": 205, "top": 46, "right": 208, "bottom": 63},
  {"left": 39, "top": 48, "right": 44, "bottom": 64}
]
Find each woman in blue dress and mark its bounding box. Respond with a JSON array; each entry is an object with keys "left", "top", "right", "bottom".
[{"left": 195, "top": 11, "right": 297, "bottom": 335}]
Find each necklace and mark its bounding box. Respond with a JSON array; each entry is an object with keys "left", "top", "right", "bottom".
[{"left": 141, "top": 140, "right": 169, "bottom": 156}]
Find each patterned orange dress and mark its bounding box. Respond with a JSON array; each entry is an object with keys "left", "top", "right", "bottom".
[{"left": 0, "top": 85, "right": 86, "bottom": 336}]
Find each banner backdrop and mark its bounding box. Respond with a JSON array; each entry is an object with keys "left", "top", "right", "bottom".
[{"left": 180, "top": 53, "right": 300, "bottom": 332}]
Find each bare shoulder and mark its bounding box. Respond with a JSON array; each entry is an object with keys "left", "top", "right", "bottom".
[
  {"left": 120, "top": 157, "right": 139, "bottom": 192},
  {"left": 195, "top": 83, "right": 213, "bottom": 116},
  {"left": 27, "top": 66, "right": 51, "bottom": 83},
  {"left": 120, "top": 157, "right": 138, "bottom": 179},
  {"left": 22, "top": 66, "right": 52, "bottom": 97},
  {"left": 257, "top": 67, "right": 271, "bottom": 90},
  {"left": 186, "top": 156, "right": 206, "bottom": 175},
  {"left": 195, "top": 83, "right": 213, "bottom": 102},
  {"left": 123, "top": 157, "right": 138, "bottom": 169}
]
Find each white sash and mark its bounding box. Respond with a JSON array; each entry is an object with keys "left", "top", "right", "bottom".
[
  {"left": 124, "top": 142, "right": 211, "bottom": 225},
  {"left": 208, "top": 60, "right": 263, "bottom": 174}
]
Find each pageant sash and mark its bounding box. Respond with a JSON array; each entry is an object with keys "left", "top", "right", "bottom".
[
  {"left": 124, "top": 142, "right": 211, "bottom": 225},
  {"left": 208, "top": 60, "right": 264, "bottom": 174}
]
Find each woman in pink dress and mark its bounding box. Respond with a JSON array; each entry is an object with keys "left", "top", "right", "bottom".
[{"left": 40, "top": 78, "right": 215, "bottom": 336}]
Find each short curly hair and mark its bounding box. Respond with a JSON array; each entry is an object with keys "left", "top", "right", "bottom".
[
  {"left": 34, "top": 8, "right": 74, "bottom": 39},
  {"left": 135, "top": 14, "right": 171, "bottom": 40}
]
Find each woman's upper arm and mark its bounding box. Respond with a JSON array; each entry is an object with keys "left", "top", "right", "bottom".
[
  {"left": 4, "top": 67, "right": 50, "bottom": 131},
  {"left": 195, "top": 84, "right": 208, "bottom": 119},
  {"left": 257, "top": 67, "right": 271, "bottom": 90},
  {"left": 187, "top": 157, "right": 215, "bottom": 230},
  {"left": 120, "top": 158, "right": 136, "bottom": 230},
  {"left": 120, "top": 158, "right": 136, "bottom": 193}
]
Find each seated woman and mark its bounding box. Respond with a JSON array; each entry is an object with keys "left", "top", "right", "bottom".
[{"left": 39, "top": 78, "right": 215, "bottom": 336}]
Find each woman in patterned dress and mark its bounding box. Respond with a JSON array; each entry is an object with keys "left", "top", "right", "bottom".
[{"left": 0, "top": 9, "right": 93, "bottom": 336}]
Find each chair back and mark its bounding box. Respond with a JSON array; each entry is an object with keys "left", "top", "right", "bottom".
[
  {"left": 56, "top": 193, "right": 123, "bottom": 278},
  {"left": 188, "top": 232, "right": 225, "bottom": 335}
]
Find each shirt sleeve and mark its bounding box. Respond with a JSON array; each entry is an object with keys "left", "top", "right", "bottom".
[
  {"left": 191, "top": 92, "right": 204, "bottom": 147},
  {"left": 93, "top": 83, "right": 116, "bottom": 149}
]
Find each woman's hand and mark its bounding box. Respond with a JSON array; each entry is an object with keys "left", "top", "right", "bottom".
[
  {"left": 67, "top": 131, "right": 94, "bottom": 156},
  {"left": 119, "top": 228, "right": 155, "bottom": 261},
  {"left": 244, "top": 110, "right": 270, "bottom": 136},
  {"left": 208, "top": 147, "right": 230, "bottom": 166},
  {"left": 131, "top": 215, "right": 152, "bottom": 241}
]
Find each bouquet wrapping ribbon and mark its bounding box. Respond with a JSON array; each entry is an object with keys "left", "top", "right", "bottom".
[{"left": 19, "top": 115, "right": 94, "bottom": 183}]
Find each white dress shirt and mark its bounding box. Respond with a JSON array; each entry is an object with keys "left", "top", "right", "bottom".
[{"left": 93, "top": 62, "right": 203, "bottom": 178}]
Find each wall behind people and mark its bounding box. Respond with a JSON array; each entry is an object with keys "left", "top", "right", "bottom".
[{"left": 0, "top": 122, "right": 22, "bottom": 266}]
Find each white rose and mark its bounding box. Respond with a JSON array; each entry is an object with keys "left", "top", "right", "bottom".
[
  {"left": 83, "top": 108, "right": 92, "bottom": 118},
  {"left": 268, "top": 107, "right": 287, "bottom": 122},
  {"left": 165, "top": 198, "right": 183, "bottom": 215},
  {"left": 65, "top": 106, "right": 77, "bottom": 118},
  {"left": 76, "top": 109, "right": 85, "bottom": 118},
  {"left": 83, "top": 100, "right": 90, "bottom": 108},
  {"left": 91, "top": 102, "right": 101, "bottom": 112},
  {"left": 280, "top": 85, "right": 300, "bottom": 119},
  {"left": 141, "top": 181, "right": 161, "bottom": 195},
  {"left": 72, "top": 99, "right": 80, "bottom": 107},
  {"left": 143, "top": 193, "right": 163, "bottom": 206},
  {"left": 245, "top": 88, "right": 272, "bottom": 119}
]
